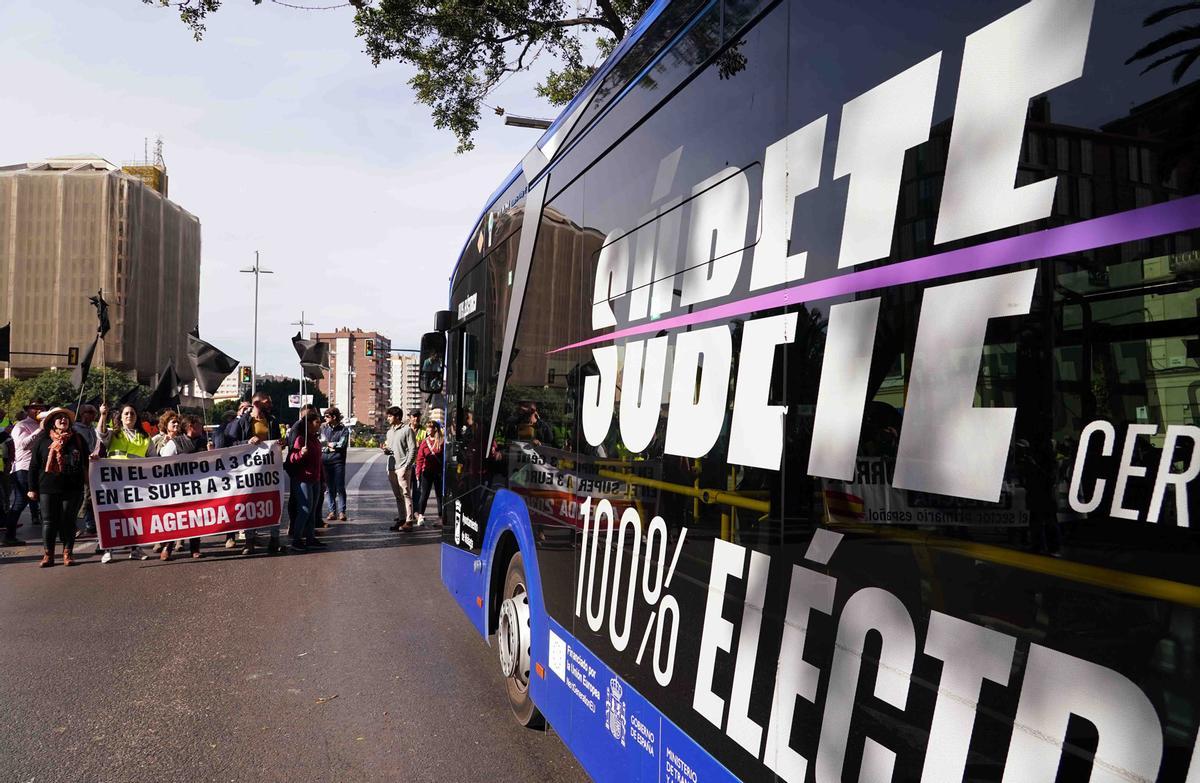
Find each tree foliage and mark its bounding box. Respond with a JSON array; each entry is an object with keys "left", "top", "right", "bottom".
[
  {"left": 145, "top": 0, "right": 653, "bottom": 151},
  {"left": 1127, "top": 3, "right": 1200, "bottom": 83},
  {"left": 0, "top": 368, "right": 145, "bottom": 419},
  {"left": 212, "top": 398, "right": 242, "bottom": 419},
  {"left": 256, "top": 377, "right": 329, "bottom": 424},
  {"left": 1127, "top": 4, "right": 1200, "bottom": 190}
]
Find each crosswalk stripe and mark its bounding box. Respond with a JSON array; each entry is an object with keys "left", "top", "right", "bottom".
[{"left": 347, "top": 450, "right": 386, "bottom": 494}]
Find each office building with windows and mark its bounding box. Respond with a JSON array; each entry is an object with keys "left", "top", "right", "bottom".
[
  {"left": 0, "top": 154, "right": 200, "bottom": 384},
  {"left": 313, "top": 328, "right": 390, "bottom": 430}
]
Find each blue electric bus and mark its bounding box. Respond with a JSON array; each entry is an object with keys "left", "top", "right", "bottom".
[{"left": 419, "top": 0, "right": 1200, "bottom": 779}]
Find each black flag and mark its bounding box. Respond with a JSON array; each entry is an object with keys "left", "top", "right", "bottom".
[
  {"left": 291, "top": 331, "right": 313, "bottom": 361},
  {"left": 0, "top": 322, "right": 9, "bottom": 363},
  {"left": 291, "top": 332, "right": 330, "bottom": 367},
  {"left": 292, "top": 332, "right": 329, "bottom": 381},
  {"left": 187, "top": 329, "right": 240, "bottom": 396},
  {"left": 71, "top": 335, "right": 100, "bottom": 390},
  {"left": 88, "top": 291, "right": 110, "bottom": 338},
  {"left": 145, "top": 360, "right": 182, "bottom": 414},
  {"left": 116, "top": 385, "right": 143, "bottom": 410}
]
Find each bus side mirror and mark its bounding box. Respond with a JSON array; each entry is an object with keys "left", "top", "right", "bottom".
[{"left": 419, "top": 331, "right": 446, "bottom": 394}]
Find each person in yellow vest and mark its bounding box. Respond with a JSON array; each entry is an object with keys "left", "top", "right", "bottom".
[{"left": 96, "top": 403, "right": 155, "bottom": 563}]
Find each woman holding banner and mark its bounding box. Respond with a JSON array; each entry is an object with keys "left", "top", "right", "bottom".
[
  {"left": 28, "top": 408, "right": 88, "bottom": 567},
  {"left": 156, "top": 412, "right": 194, "bottom": 457},
  {"left": 157, "top": 413, "right": 201, "bottom": 561},
  {"left": 152, "top": 411, "right": 189, "bottom": 455},
  {"left": 96, "top": 403, "right": 155, "bottom": 563},
  {"left": 288, "top": 410, "right": 325, "bottom": 552}
]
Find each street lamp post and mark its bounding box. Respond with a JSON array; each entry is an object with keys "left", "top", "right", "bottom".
[
  {"left": 502, "top": 113, "right": 553, "bottom": 129},
  {"left": 239, "top": 251, "right": 273, "bottom": 397}
]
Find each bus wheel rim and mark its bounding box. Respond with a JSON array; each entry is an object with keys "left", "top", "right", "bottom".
[{"left": 497, "top": 587, "right": 530, "bottom": 685}]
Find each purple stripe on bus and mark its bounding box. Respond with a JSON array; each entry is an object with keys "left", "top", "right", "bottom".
[{"left": 548, "top": 194, "right": 1200, "bottom": 354}]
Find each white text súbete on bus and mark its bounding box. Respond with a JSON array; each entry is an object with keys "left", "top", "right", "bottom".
[{"left": 581, "top": 0, "right": 1103, "bottom": 504}]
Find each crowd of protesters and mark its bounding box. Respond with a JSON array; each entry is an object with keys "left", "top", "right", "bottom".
[{"left": 0, "top": 393, "right": 439, "bottom": 568}]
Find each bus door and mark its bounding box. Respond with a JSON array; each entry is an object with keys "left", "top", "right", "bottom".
[{"left": 445, "top": 304, "right": 487, "bottom": 544}]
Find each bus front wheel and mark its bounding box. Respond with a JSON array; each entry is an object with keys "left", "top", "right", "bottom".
[{"left": 497, "top": 551, "right": 545, "bottom": 728}]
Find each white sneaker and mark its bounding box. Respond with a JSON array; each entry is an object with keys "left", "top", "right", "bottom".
[
  {"left": 130, "top": 547, "right": 149, "bottom": 561},
  {"left": 100, "top": 551, "right": 113, "bottom": 564},
  {"left": 224, "top": 537, "right": 236, "bottom": 549}
]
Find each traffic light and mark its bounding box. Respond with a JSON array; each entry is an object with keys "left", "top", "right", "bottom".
[
  {"left": 67, "top": 346, "right": 79, "bottom": 365},
  {"left": 364, "top": 339, "right": 374, "bottom": 357},
  {"left": 240, "top": 366, "right": 252, "bottom": 385}
]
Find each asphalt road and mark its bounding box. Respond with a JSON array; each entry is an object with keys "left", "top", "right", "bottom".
[{"left": 0, "top": 448, "right": 587, "bottom": 783}]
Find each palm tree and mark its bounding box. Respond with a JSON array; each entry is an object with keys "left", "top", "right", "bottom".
[{"left": 1126, "top": 3, "right": 1200, "bottom": 83}]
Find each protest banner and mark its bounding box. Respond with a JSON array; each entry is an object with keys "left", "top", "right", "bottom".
[
  {"left": 90, "top": 442, "right": 286, "bottom": 550},
  {"left": 505, "top": 441, "right": 663, "bottom": 528}
]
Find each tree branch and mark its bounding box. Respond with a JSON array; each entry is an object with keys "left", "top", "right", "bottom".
[
  {"left": 548, "top": 16, "right": 610, "bottom": 29},
  {"left": 513, "top": 37, "right": 537, "bottom": 70},
  {"left": 484, "top": 17, "right": 606, "bottom": 45},
  {"left": 593, "top": 0, "right": 627, "bottom": 39}
]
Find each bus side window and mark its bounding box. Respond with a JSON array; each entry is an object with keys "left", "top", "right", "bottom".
[{"left": 461, "top": 331, "right": 477, "bottom": 403}]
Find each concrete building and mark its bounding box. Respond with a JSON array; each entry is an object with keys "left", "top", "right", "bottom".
[
  {"left": 313, "top": 328, "right": 391, "bottom": 430},
  {"left": 389, "top": 353, "right": 422, "bottom": 415},
  {"left": 212, "top": 366, "right": 247, "bottom": 402},
  {"left": 0, "top": 154, "right": 200, "bottom": 384}
]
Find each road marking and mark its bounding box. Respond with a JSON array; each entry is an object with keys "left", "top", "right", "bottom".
[{"left": 347, "top": 451, "right": 386, "bottom": 494}]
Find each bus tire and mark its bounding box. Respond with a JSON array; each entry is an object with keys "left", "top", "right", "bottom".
[{"left": 498, "top": 551, "right": 544, "bottom": 728}]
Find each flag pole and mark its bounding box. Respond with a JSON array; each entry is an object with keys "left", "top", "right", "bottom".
[
  {"left": 100, "top": 287, "right": 107, "bottom": 404},
  {"left": 75, "top": 348, "right": 88, "bottom": 412},
  {"left": 299, "top": 362, "right": 306, "bottom": 447}
]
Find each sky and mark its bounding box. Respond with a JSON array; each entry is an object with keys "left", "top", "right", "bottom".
[{"left": 0, "top": 0, "right": 562, "bottom": 375}]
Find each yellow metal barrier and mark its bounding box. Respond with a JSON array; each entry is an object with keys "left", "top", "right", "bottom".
[
  {"left": 833, "top": 521, "right": 1200, "bottom": 609},
  {"left": 597, "top": 469, "right": 771, "bottom": 514},
  {"left": 595, "top": 462, "right": 1200, "bottom": 608}
]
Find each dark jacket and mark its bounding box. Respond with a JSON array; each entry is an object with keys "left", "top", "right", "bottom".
[
  {"left": 211, "top": 421, "right": 234, "bottom": 449},
  {"left": 283, "top": 418, "right": 321, "bottom": 470},
  {"left": 30, "top": 433, "right": 88, "bottom": 495},
  {"left": 320, "top": 424, "right": 349, "bottom": 465},
  {"left": 226, "top": 410, "right": 278, "bottom": 446},
  {"left": 287, "top": 431, "right": 323, "bottom": 484}
]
